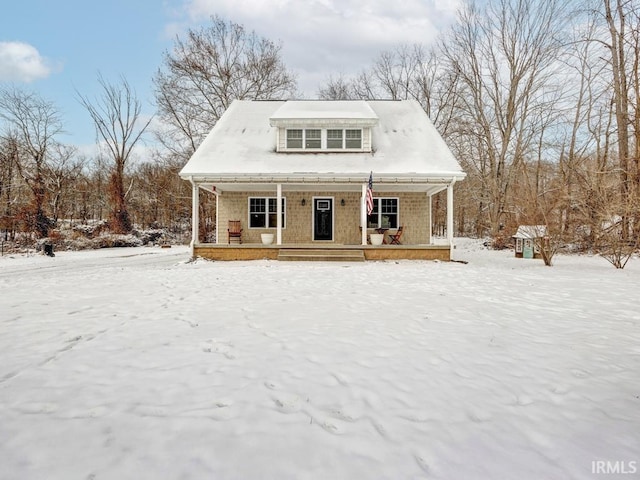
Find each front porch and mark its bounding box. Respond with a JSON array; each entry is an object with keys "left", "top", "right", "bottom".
[
  {"left": 187, "top": 176, "right": 459, "bottom": 261},
  {"left": 193, "top": 242, "right": 452, "bottom": 261}
]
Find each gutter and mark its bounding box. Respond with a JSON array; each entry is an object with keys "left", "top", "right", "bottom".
[{"left": 179, "top": 173, "right": 466, "bottom": 184}]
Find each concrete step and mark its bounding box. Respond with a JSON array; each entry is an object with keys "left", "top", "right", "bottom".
[{"left": 277, "top": 249, "right": 365, "bottom": 262}]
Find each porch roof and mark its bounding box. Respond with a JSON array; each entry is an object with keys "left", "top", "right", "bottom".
[
  {"left": 179, "top": 99, "right": 466, "bottom": 188},
  {"left": 195, "top": 177, "right": 455, "bottom": 196}
]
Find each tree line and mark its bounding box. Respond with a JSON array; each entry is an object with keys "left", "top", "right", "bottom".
[{"left": 1, "top": 0, "right": 638, "bottom": 265}]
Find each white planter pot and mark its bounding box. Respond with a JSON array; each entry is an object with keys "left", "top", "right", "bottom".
[
  {"left": 261, "top": 233, "right": 274, "bottom": 245},
  {"left": 370, "top": 233, "right": 384, "bottom": 246}
]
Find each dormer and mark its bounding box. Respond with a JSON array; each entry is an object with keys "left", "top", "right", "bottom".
[{"left": 269, "top": 100, "right": 379, "bottom": 153}]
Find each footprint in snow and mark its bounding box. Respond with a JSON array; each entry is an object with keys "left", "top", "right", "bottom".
[
  {"left": 414, "top": 453, "right": 433, "bottom": 474},
  {"left": 273, "top": 395, "right": 302, "bottom": 414},
  {"left": 317, "top": 418, "right": 343, "bottom": 435},
  {"left": 371, "top": 419, "right": 389, "bottom": 439}
]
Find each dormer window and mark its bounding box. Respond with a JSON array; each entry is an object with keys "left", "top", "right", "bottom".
[
  {"left": 285, "top": 128, "right": 363, "bottom": 151},
  {"left": 286, "top": 129, "right": 302, "bottom": 149},
  {"left": 327, "top": 129, "right": 342, "bottom": 149},
  {"left": 305, "top": 129, "right": 321, "bottom": 148},
  {"left": 345, "top": 129, "right": 362, "bottom": 149},
  {"left": 271, "top": 100, "right": 378, "bottom": 153},
  {"left": 286, "top": 129, "right": 322, "bottom": 149}
]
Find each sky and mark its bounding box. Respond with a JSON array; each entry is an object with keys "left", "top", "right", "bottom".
[{"left": 0, "top": 0, "right": 461, "bottom": 156}]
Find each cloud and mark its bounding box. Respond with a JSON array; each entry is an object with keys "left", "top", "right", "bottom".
[
  {"left": 172, "top": 0, "right": 462, "bottom": 95},
  {"left": 0, "top": 41, "right": 54, "bottom": 82}
]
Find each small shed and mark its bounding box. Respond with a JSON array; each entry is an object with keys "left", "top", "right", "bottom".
[{"left": 513, "top": 225, "right": 547, "bottom": 259}]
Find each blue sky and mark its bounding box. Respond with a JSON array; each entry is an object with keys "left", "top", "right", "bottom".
[{"left": 0, "top": 0, "right": 460, "bottom": 154}]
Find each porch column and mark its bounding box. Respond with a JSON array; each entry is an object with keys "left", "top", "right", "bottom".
[
  {"left": 215, "top": 190, "right": 219, "bottom": 245},
  {"left": 190, "top": 178, "right": 199, "bottom": 253},
  {"left": 361, "top": 183, "right": 367, "bottom": 245},
  {"left": 276, "top": 183, "right": 282, "bottom": 245},
  {"left": 447, "top": 179, "right": 456, "bottom": 246},
  {"left": 427, "top": 194, "right": 433, "bottom": 245}
]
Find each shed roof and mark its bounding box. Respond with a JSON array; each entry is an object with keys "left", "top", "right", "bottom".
[
  {"left": 179, "top": 100, "right": 465, "bottom": 183},
  {"left": 513, "top": 225, "right": 548, "bottom": 239}
]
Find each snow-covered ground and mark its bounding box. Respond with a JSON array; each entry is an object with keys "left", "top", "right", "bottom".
[{"left": 0, "top": 240, "right": 638, "bottom": 480}]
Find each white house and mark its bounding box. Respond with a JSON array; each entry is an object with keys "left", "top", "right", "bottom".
[{"left": 179, "top": 99, "right": 466, "bottom": 260}]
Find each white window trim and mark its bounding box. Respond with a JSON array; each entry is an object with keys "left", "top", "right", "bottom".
[
  {"left": 283, "top": 128, "right": 364, "bottom": 152},
  {"left": 286, "top": 129, "right": 303, "bottom": 149},
  {"left": 248, "top": 197, "right": 286, "bottom": 229},
  {"left": 367, "top": 197, "right": 400, "bottom": 229}
]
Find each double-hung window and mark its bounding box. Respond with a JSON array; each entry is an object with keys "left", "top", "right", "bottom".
[
  {"left": 285, "top": 128, "right": 364, "bottom": 151},
  {"left": 305, "top": 129, "right": 321, "bottom": 148},
  {"left": 367, "top": 198, "right": 398, "bottom": 229},
  {"left": 327, "top": 129, "right": 343, "bottom": 149},
  {"left": 286, "top": 129, "right": 303, "bottom": 149},
  {"left": 286, "top": 129, "right": 321, "bottom": 149},
  {"left": 345, "top": 129, "right": 362, "bottom": 149},
  {"left": 249, "top": 197, "right": 286, "bottom": 228}
]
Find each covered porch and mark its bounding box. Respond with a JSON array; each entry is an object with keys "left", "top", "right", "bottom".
[{"left": 186, "top": 175, "right": 458, "bottom": 261}]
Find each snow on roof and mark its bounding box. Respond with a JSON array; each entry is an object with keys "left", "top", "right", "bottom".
[
  {"left": 269, "top": 100, "right": 379, "bottom": 124},
  {"left": 179, "top": 99, "right": 465, "bottom": 179},
  {"left": 513, "top": 225, "right": 548, "bottom": 238}
]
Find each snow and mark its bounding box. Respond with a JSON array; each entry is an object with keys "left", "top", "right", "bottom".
[
  {"left": 269, "top": 100, "right": 379, "bottom": 122},
  {"left": 179, "top": 100, "right": 465, "bottom": 178},
  {"left": 1, "top": 241, "right": 639, "bottom": 480}
]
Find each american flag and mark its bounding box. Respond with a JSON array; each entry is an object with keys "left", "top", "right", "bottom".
[{"left": 366, "top": 172, "right": 374, "bottom": 215}]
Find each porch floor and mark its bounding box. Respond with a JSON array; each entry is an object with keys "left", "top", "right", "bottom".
[{"left": 193, "top": 243, "right": 452, "bottom": 261}]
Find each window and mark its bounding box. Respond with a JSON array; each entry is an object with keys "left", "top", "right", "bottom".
[
  {"left": 284, "top": 128, "right": 366, "bottom": 151},
  {"left": 345, "top": 129, "right": 362, "bottom": 149},
  {"left": 327, "top": 129, "right": 343, "bottom": 149},
  {"left": 286, "top": 130, "right": 302, "bottom": 149},
  {"left": 367, "top": 198, "right": 398, "bottom": 229},
  {"left": 305, "top": 129, "right": 321, "bottom": 148},
  {"left": 249, "top": 197, "right": 286, "bottom": 228}
]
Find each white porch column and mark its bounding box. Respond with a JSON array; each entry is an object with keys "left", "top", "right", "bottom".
[
  {"left": 361, "top": 183, "right": 367, "bottom": 245},
  {"left": 190, "top": 178, "right": 199, "bottom": 254},
  {"left": 215, "top": 190, "right": 219, "bottom": 245},
  {"left": 427, "top": 194, "right": 433, "bottom": 245},
  {"left": 276, "top": 183, "right": 282, "bottom": 245},
  {"left": 447, "top": 180, "right": 456, "bottom": 246}
]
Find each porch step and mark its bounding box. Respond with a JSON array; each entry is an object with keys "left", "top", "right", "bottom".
[{"left": 277, "top": 248, "right": 365, "bottom": 262}]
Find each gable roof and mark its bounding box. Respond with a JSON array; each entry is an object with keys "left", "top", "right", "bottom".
[{"left": 179, "top": 99, "right": 465, "bottom": 182}]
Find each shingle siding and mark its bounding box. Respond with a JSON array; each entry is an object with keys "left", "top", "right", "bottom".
[{"left": 217, "top": 192, "right": 431, "bottom": 245}]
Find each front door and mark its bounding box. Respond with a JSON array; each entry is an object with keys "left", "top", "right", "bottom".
[{"left": 313, "top": 198, "right": 333, "bottom": 241}]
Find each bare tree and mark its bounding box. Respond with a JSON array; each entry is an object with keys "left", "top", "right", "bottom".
[
  {"left": 440, "top": 0, "right": 571, "bottom": 238},
  {"left": 45, "top": 143, "right": 83, "bottom": 223},
  {"left": 598, "top": 0, "right": 640, "bottom": 239},
  {"left": 319, "top": 45, "right": 461, "bottom": 132},
  {"left": 78, "top": 75, "right": 152, "bottom": 234},
  {"left": 317, "top": 74, "right": 355, "bottom": 100},
  {"left": 0, "top": 88, "right": 62, "bottom": 237},
  {"left": 0, "top": 133, "right": 20, "bottom": 240},
  {"left": 154, "top": 15, "right": 297, "bottom": 163}
]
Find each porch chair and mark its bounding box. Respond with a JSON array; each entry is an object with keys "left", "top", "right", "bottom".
[
  {"left": 228, "top": 220, "right": 242, "bottom": 244},
  {"left": 388, "top": 226, "right": 404, "bottom": 245}
]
